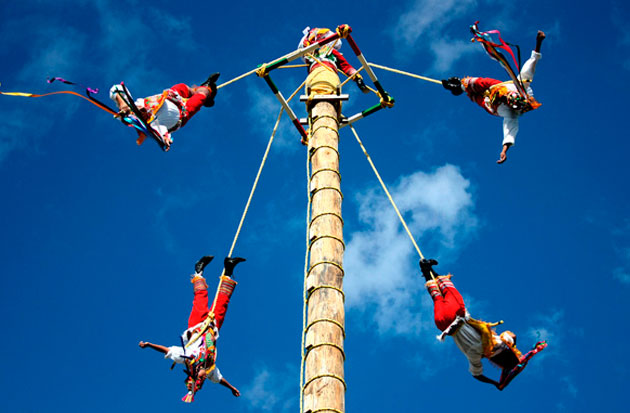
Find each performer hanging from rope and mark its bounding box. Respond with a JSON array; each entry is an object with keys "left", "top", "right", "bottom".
[
  {"left": 109, "top": 73, "right": 220, "bottom": 150},
  {"left": 442, "top": 31, "right": 546, "bottom": 164},
  {"left": 419, "top": 259, "right": 547, "bottom": 390},
  {"left": 298, "top": 26, "right": 369, "bottom": 93},
  {"left": 138, "top": 255, "right": 245, "bottom": 402}
]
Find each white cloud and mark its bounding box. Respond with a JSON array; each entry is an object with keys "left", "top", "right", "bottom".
[
  {"left": 242, "top": 365, "right": 297, "bottom": 412},
  {"left": 391, "top": 0, "right": 478, "bottom": 71},
  {"left": 246, "top": 80, "right": 302, "bottom": 149},
  {"left": 527, "top": 309, "right": 563, "bottom": 345},
  {"left": 395, "top": 0, "right": 478, "bottom": 47},
  {"left": 344, "top": 164, "right": 478, "bottom": 335},
  {"left": 17, "top": 27, "right": 87, "bottom": 83},
  {"left": 390, "top": 0, "right": 546, "bottom": 72},
  {"left": 429, "top": 39, "right": 477, "bottom": 73}
]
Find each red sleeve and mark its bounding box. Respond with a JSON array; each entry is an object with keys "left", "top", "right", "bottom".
[
  {"left": 463, "top": 77, "right": 502, "bottom": 108},
  {"left": 331, "top": 49, "right": 357, "bottom": 76}
]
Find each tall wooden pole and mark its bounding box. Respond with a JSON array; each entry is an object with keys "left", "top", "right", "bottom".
[{"left": 303, "top": 96, "right": 345, "bottom": 413}]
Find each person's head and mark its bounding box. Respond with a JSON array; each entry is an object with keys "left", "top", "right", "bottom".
[
  {"left": 489, "top": 331, "right": 520, "bottom": 371},
  {"left": 500, "top": 331, "right": 517, "bottom": 347}
]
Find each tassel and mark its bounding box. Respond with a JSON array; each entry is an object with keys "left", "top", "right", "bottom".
[{"left": 182, "top": 391, "right": 195, "bottom": 403}]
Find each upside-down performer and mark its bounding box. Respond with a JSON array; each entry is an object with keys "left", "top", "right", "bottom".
[
  {"left": 298, "top": 26, "right": 369, "bottom": 94},
  {"left": 109, "top": 73, "right": 220, "bottom": 151},
  {"left": 442, "top": 30, "right": 545, "bottom": 164},
  {"left": 419, "top": 258, "right": 546, "bottom": 390},
  {"left": 139, "top": 255, "right": 245, "bottom": 402}
]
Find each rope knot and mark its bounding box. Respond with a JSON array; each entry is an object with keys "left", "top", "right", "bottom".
[
  {"left": 378, "top": 92, "right": 395, "bottom": 108},
  {"left": 336, "top": 24, "right": 352, "bottom": 38},
  {"left": 255, "top": 66, "right": 269, "bottom": 78}
]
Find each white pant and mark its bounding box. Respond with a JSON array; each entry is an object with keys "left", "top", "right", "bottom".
[{"left": 498, "top": 50, "right": 542, "bottom": 146}]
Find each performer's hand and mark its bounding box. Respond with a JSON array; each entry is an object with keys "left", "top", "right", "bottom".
[
  {"left": 497, "top": 144, "right": 510, "bottom": 164},
  {"left": 232, "top": 388, "right": 240, "bottom": 397},
  {"left": 117, "top": 106, "right": 131, "bottom": 117},
  {"left": 138, "top": 341, "right": 147, "bottom": 348}
]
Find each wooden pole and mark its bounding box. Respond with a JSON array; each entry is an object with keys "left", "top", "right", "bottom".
[{"left": 303, "top": 96, "right": 345, "bottom": 413}]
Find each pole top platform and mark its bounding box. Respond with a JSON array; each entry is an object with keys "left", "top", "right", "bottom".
[
  {"left": 300, "top": 94, "right": 350, "bottom": 102},
  {"left": 299, "top": 117, "right": 349, "bottom": 126}
]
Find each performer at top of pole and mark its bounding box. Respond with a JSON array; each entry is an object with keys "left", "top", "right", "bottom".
[{"left": 299, "top": 26, "right": 369, "bottom": 94}]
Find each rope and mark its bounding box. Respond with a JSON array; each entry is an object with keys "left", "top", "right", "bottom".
[
  {"left": 218, "top": 48, "right": 308, "bottom": 89},
  {"left": 305, "top": 342, "right": 346, "bottom": 361},
  {"left": 309, "top": 145, "right": 340, "bottom": 161},
  {"left": 311, "top": 168, "right": 342, "bottom": 182},
  {"left": 339, "top": 66, "right": 364, "bottom": 88},
  {"left": 311, "top": 115, "right": 339, "bottom": 125},
  {"left": 307, "top": 261, "right": 345, "bottom": 277},
  {"left": 312, "top": 125, "right": 340, "bottom": 137},
  {"left": 222, "top": 109, "right": 282, "bottom": 263},
  {"left": 367, "top": 62, "right": 443, "bottom": 85},
  {"left": 279, "top": 64, "right": 309, "bottom": 69},
  {"left": 349, "top": 125, "right": 438, "bottom": 280},
  {"left": 303, "top": 374, "right": 347, "bottom": 392},
  {"left": 306, "top": 318, "right": 346, "bottom": 338},
  {"left": 307, "top": 285, "right": 345, "bottom": 302},
  {"left": 216, "top": 67, "right": 260, "bottom": 90},
  {"left": 311, "top": 186, "right": 343, "bottom": 200},
  {"left": 223, "top": 79, "right": 305, "bottom": 266},
  {"left": 300, "top": 133, "right": 312, "bottom": 413},
  {"left": 309, "top": 211, "right": 344, "bottom": 227},
  {"left": 309, "top": 235, "right": 346, "bottom": 251}
]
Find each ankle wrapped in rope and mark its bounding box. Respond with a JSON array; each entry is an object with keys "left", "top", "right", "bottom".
[
  {"left": 436, "top": 274, "right": 454, "bottom": 291},
  {"left": 425, "top": 280, "right": 442, "bottom": 299},
  {"left": 191, "top": 275, "right": 208, "bottom": 291}
]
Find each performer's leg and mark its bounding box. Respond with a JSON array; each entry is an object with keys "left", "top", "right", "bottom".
[
  {"left": 211, "top": 276, "right": 237, "bottom": 331},
  {"left": 188, "top": 275, "right": 210, "bottom": 328},
  {"left": 519, "top": 45, "right": 543, "bottom": 86},
  {"left": 179, "top": 87, "right": 213, "bottom": 126},
  {"left": 427, "top": 279, "right": 461, "bottom": 331},
  {"left": 212, "top": 257, "right": 246, "bottom": 330},
  {"left": 436, "top": 275, "right": 466, "bottom": 317},
  {"left": 170, "top": 83, "right": 193, "bottom": 98}
]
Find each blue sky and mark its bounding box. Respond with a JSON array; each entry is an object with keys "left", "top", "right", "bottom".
[{"left": 1, "top": 0, "right": 629, "bottom": 412}]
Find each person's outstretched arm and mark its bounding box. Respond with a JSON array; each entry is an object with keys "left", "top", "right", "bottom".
[
  {"left": 473, "top": 374, "right": 501, "bottom": 389},
  {"left": 219, "top": 377, "right": 241, "bottom": 397},
  {"left": 139, "top": 341, "right": 169, "bottom": 354},
  {"left": 497, "top": 143, "right": 512, "bottom": 164}
]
